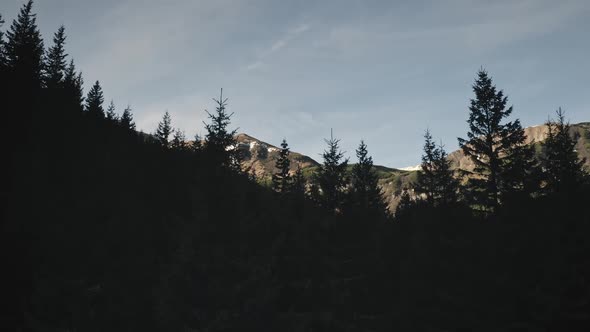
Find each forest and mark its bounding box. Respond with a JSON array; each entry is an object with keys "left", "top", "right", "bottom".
[{"left": 1, "top": 2, "right": 590, "bottom": 331}]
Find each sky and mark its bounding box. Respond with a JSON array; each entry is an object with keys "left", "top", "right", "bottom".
[{"left": 2, "top": 0, "right": 589, "bottom": 167}]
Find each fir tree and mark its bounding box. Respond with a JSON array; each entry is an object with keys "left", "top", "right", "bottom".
[
  {"left": 4, "top": 0, "right": 44, "bottom": 90},
  {"left": 348, "top": 140, "right": 387, "bottom": 215},
  {"left": 0, "top": 14, "right": 6, "bottom": 70},
  {"left": 395, "top": 187, "right": 414, "bottom": 219},
  {"left": 313, "top": 130, "right": 348, "bottom": 212},
  {"left": 416, "top": 130, "right": 438, "bottom": 205},
  {"left": 105, "top": 100, "right": 118, "bottom": 122},
  {"left": 542, "top": 108, "right": 588, "bottom": 193},
  {"left": 85, "top": 80, "right": 104, "bottom": 119},
  {"left": 120, "top": 105, "right": 136, "bottom": 131},
  {"left": 290, "top": 164, "right": 306, "bottom": 196},
  {"left": 63, "top": 60, "right": 84, "bottom": 113},
  {"left": 203, "top": 89, "right": 241, "bottom": 171},
  {"left": 156, "top": 111, "right": 172, "bottom": 148},
  {"left": 192, "top": 133, "right": 202, "bottom": 152},
  {"left": 44, "top": 25, "right": 67, "bottom": 88},
  {"left": 272, "top": 139, "right": 292, "bottom": 193},
  {"left": 457, "top": 69, "right": 534, "bottom": 210},
  {"left": 171, "top": 129, "right": 186, "bottom": 151},
  {"left": 415, "top": 130, "right": 458, "bottom": 206}
]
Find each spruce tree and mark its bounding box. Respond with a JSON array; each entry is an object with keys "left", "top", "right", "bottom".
[
  {"left": 44, "top": 26, "right": 67, "bottom": 88},
  {"left": 203, "top": 89, "right": 241, "bottom": 171},
  {"left": 171, "top": 129, "right": 186, "bottom": 151},
  {"left": 457, "top": 69, "right": 533, "bottom": 210},
  {"left": 415, "top": 130, "right": 458, "bottom": 206},
  {"left": 63, "top": 60, "right": 84, "bottom": 113},
  {"left": 272, "top": 139, "right": 292, "bottom": 193},
  {"left": 4, "top": 0, "right": 44, "bottom": 90},
  {"left": 313, "top": 130, "right": 348, "bottom": 212},
  {"left": 416, "top": 130, "right": 438, "bottom": 205},
  {"left": 85, "top": 80, "right": 104, "bottom": 119},
  {"left": 348, "top": 140, "right": 387, "bottom": 215},
  {"left": 290, "top": 164, "right": 306, "bottom": 196},
  {"left": 192, "top": 133, "right": 202, "bottom": 152},
  {"left": 542, "top": 108, "right": 588, "bottom": 193},
  {"left": 105, "top": 100, "right": 118, "bottom": 122},
  {"left": 120, "top": 106, "right": 136, "bottom": 131},
  {"left": 0, "top": 14, "right": 6, "bottom": 70},
  {"left": 156, "top": 111, "right": 172, "bottom": 148}
]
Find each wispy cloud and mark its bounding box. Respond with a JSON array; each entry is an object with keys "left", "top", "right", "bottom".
[{"left": 244, "top": 22, "right": 311, "bottom": 72}]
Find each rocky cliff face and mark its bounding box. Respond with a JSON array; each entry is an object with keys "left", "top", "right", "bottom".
[{"left": 448, "top": 122, "right": 590, "bottom": 172}]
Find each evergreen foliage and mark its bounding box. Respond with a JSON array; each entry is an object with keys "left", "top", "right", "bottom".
[
  {"left": 415, "top": 130, "right": 458, "bottom": 206},
  {"left": 348, "top": 140, "right": 388, "bottom": 215},
  {"left": 272, "top": 139, "right": 292, "bottom": 193},
  {"left": 171, "top": 129, "right": 186, "bottom": 151},
  {"left": 313, "top": 131, "right": 349, "bottom": 212},
  {"left": 203, "top": 89, "right": 241, "bottom": 171},
  {"left": 542, "top": 108, "right": 588, "bottom": 193},
  {"left": 4, "top": 0, "right": 44, "bottom": 90},
  {"left": 156, "top": 111, "right": 172, "bottom": 148},
  {"left": 120, "top": 105, "right": 136, "bottom": 131},
  {"left": 2, "top": 4, "right": 590, "bottom": 330},
  {"left": 85, "top": 80, "right": 104, "bottom": 119},
  {"left": 458, "top": 69, "right": 535, "bottom": 210},
  {"left": 105, "top": 100, "right": 118, "bottom": 122},
  {"left": 44, "top": 26, "right": 67, "bottom": 88}
]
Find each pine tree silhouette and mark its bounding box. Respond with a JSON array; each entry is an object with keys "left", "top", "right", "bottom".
[
  {"left": 349, "top": 140, "right": 388, "bottom": 215},
  {"left": 105, "top": 100, "right": 118, "bottom": 122},
  {"left": 415, "top": 130, "right": 458, "bottom": 206},
  {"left": 458, "top": 69, "right": 534, "bottom": 210},
  {"left": 171, "top": 129, "right": 186, "bottom": 151},
  {"left": 85, "top": 80, "right": 105, "bottom": 120},
  {"left": 156, "top": 111, "right": 172, "bottom": 148},
  {"left": 4, "top": 0, "right": 44, "bottom": 91},
  {"left": 313, "top": 130, "right": 348, "bottom": 212},
  {"left": 203, "top": 89, "right": 241, "bottom": 171},
  {"left": 542, "top": 108, "right": 588, "bottom": 193},
  {"left": 63, "top": 60, "right": 84, "bottom": 113},
  {"left": 44, "top": 26, "right": 67, "bottom": 89},
  {"left": 290, "top": 164, "right": 306, "bottom": 196},
  {"left": 120, "top": 105, "right": 136, "bottom": 131},
  {"left": 272, "top": 139, "right": 292, "bottom": 193}
]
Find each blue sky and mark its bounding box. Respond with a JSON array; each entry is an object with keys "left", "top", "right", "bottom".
[{"left": 2, "top": 0, "right": 589, "bottom": 167}]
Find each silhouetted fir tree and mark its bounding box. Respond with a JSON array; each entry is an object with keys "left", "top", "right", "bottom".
[
  {"left": 171, "top": 129, "right": 186, "bottom": 151},
  {"left": 348, "top": 140, "right": 388, "bottom": 215},
  {"left": 0, "top": 14, "right": 6, "bottom": 70},
  {"left": 395, "top": 187, "right": 413, "bottom": 219},
  {"left": 290, "top": 164, "right": 306, "bottom": 196},
  {"left": 415, "top": 130, "right": 458, "bottom": 206},
  {"left": 156, "top": 111, "right": 172, "bottom": 148},
  {"left": 416, "top": 130, "right": 438, "bottom": 204},
  {"left": 63, "top": 60, "right": 84, "bottom": 113},
  {"left": 313, "top": 131, "right": 348, "bottom": 212},
  {"left": 542, "top": 108, "right": 588, "bottom": 193},
  {"left": 203, "top": 89, "right": 241, "bottom": 171},
  {"left": 120, "top": 105, "right": 136, "bottom": 131},
  {"left": 4, "top": 0, "right": 44, "bottom": 91},
  {"left": 192, "top": 133, "right": 202, "bottom": 152},
  {"left": 105, "top": 100, "right": 118, "bottom": 122},
  {"left": 458, "top": 69, "right": 533, "bottom": 210},
  {"left": 272, "top": 139, "right": 292, "bottom": 193},
  {"left": 44, "top": 26, "right": 67, "bottom": 89},
  {"left": 85, "top": 80, "right": 104, "bottom": 119}
]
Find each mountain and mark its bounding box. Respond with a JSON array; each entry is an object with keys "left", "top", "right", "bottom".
[{"left": 235, "top": 122, "right": 590, "bottom": 212}]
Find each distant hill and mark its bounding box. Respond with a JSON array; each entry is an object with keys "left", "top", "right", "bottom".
[{"left": 235, "top": 122, "right": 590, "bottom": 212}]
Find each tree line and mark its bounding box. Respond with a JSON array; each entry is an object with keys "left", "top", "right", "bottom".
[{"left": 2, "top": 2, "right": 590, "bottom": 331}]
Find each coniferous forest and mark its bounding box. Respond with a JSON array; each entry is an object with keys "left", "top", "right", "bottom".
[{"left": 2, "top": 2, "right": 590, "bottom": 331}]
